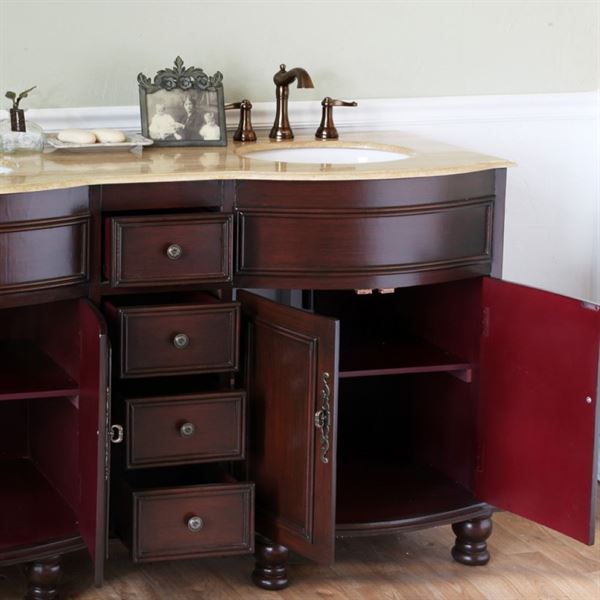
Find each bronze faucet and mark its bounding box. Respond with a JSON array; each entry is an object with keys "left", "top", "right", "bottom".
[{"left": 270, "top": 64, "right": 314, "bottom": 140}]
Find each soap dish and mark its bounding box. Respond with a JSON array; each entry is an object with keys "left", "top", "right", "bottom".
[{"left": 46, "top": 133, "right": 153, "bottom": 152}]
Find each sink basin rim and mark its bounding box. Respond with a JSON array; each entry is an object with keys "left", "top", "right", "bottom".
[{"left": 235, "top": 141, "right": 415, "bottom": 165}]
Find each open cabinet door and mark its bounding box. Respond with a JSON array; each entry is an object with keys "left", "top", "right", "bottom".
[
  {"left": 79, "top": 300, "right": 110, "bottom": 585},
  {"left": 476, "top": 278, "right": 600, "bottom": 543},
  {"left": 239, "top": 291, "right": 339, "bottom": 565}
]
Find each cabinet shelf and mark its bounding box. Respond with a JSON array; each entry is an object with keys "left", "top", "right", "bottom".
[
  {"left": 338, "top": 335, "right": 472, "bottom": 381},
  {"left": 0, "top": 459, "right": 80, "bottom": 559},
  {"left": 335, "top": 462, "right": 485, "bottom": 536},
  {"left": 0, "top": 342, "right": 79, "bottom": 401}
]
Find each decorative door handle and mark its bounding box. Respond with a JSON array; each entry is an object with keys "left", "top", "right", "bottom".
[
  {"left": 110, "top": 424, "right": 124, "bottom": 444},
  {"left": 314, "top": 372, "right": 331, "bottom": 464}
]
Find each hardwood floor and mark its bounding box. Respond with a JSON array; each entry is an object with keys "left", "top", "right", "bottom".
[{"left": 1, "top": 493, "right": 599, "bottom": 600}]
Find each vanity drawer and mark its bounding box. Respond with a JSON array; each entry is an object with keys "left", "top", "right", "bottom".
[
  {"left": 125, "top": 391, "right": 246, "bottom": 468},
  {"left": 105, "top": 213, "right": 232, "bottom": 287},
  {"left": 107, "top": 297, "right": 240, "bottom": 378},
  {"left": 0, "top": 216, "right": 88, "bottom": 294},
  {"left": 126, "top": 480, "right": 254, "bottom": 562}
]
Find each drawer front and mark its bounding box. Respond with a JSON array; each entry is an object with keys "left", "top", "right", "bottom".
[
  {"left": 118, "top": 302, "right": 239, "bottom": 378},
  {"left": 126, "top": 392, "right": 246, "bottom": 468},
  {"left": 0, "top": 216, "right": 88, "bottom": 294},
  {"left": 236, "top": 201, "right": 492, "bottom": 284},
  {"left": 132, "top": 483, "right": 254, "bottom": 562},
  {"left": 107, "top": 213, "right": 232, "bottom": 287}
]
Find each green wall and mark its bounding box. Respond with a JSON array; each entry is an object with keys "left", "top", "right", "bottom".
[{"left": 0, "top": 0, "right": 598, "bottom": 108}]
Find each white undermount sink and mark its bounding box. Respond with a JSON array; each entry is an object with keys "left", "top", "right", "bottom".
[{"left": 240, "top": 145, "right": 412, "bottom": 165}]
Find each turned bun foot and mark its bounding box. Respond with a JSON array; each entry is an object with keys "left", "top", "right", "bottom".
[
  {"left": 451, "top": 515, "right": 493, "bottom": 566},
  {"left": 252, "top": 541, "right": 289, "bottom": 590},
  {"left": 24, "top": 555, "right": 62, "bottom": 600}
]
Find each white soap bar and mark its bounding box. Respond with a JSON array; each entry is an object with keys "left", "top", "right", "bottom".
[
  {"left": 57, "top": 129, "right": 97, "bottom": 144},
  {"left": 92, "top": 129, "right": 126, "bottom": 143}
]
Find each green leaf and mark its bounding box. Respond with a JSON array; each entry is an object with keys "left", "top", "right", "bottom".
[
  {"left": 17, "top": 86, "right": 36, "bottom": 101},
  {"left": 5, "top": 91, "right": 16, "bottom": 100}
]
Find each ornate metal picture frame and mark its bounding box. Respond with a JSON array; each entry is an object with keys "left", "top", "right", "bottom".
[{"left": 138, "top": 56, "right": 227, "bottom": 147}]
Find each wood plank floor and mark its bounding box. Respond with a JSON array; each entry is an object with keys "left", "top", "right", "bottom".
[{"left": 1, "top": 492, "right": 599, "bottom": 600}]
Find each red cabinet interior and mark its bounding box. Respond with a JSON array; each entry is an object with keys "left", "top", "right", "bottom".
[
  {"left": 0, "top": 300, "right": 107, "bottom": 582},
  {"left": 309, "top": 277, "right": 599, "bottom": 545}
]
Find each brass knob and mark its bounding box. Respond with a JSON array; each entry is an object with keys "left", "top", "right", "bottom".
[
  {"left": 173, "top": 333, "right": 189, "bottom": 349},
  {"left": 187, "top": 516, "right": 204, "bottom": 532},
  {"left": 166, "top": 244, "right": 183, "bottom": 260},
  {"left": 179, "top": 422, "right": 195, "bottom": 437}
]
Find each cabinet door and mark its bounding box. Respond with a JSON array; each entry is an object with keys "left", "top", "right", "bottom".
[
  {"left": 239, "top": 291, "right": 339, "bottom": 564},
  {"left": 476, "top": 278, "right": 600, "bottom": 543},
  {"left": 79, "top": 300, "right": 110, "bottom": 584}
]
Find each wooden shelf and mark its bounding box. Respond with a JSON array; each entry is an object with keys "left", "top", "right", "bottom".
[
  {"left": 335, "top": 461, "right": 486, "bottom": 536},
  {"left": 339, "top": 335, "right": 472, "bottom": 381},
  {"left": 0, "top": 342, "right": 79, "bottom": 401},
  {"left": 0, "top": 459, "right": 80, "bottom": 559}
]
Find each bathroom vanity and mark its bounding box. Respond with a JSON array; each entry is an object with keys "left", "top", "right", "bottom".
[{"left": 0, "top": 133, "right": 597, "bottom": 599}]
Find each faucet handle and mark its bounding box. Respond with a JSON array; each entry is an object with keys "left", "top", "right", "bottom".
[
  {"left": 225, "top": 99, "right": 257, "bottom": 142},
  {"left": 315, "top": 97, "right": 358, "bottom": 140},
  {"left": 328, "top": 98, "right": 358, "bottom": 108}
]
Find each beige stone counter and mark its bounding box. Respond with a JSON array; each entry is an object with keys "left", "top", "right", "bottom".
[{"left": 0, "top": 131, "right": 514, "bottom": 194}]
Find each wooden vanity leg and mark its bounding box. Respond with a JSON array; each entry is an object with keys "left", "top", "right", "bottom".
[
  {"left": 23, "top": 555, "right": 62, "bottom": 600},
  {"left": 451, "top": 515, "right": 493, "bottom": 566},
  {"left": 252, "top": 540, "right": 289, "bottom": 590}
]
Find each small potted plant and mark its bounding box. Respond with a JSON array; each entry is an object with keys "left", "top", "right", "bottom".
[
  {"left": 6, "top": 86, "right": 36, "bottom": 132},
  {"left": 1, "top": 86, "right": 45, "bottom": 153}
]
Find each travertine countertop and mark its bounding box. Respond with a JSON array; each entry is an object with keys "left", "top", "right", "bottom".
[{"left": 0, "top": 131, "right": 514, "bottom": 194}]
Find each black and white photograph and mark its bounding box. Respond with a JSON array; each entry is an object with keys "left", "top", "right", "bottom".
[{"left": 138, "top": 56, "right": 226, "bottom": 147}]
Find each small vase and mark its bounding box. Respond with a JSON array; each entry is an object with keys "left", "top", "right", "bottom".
[{"left": 0, "top": 110, "right": 45, "bottom": 153}]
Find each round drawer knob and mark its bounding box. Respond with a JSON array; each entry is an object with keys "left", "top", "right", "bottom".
[
  {"left": 173, "top": 333, "right": 189, "bottom": 349},
  {"left": 166, "top": 243, "right": 183, "bottom": 260},
  {"left": 187, "top": 516, "right": 204, "bottom": 532},
  {"left": 180, "top": 422, "right": 195, "bottom": 437}
]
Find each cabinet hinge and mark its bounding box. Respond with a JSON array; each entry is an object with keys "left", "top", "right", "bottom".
[
  {"left": 482, "top": 307, "right": 490, "bottom": 338},
  {"left": 104, "top": 385, "right": 111, "bottom": 481}
]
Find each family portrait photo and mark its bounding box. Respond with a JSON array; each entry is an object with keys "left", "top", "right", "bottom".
[
  {"left": 146, "top": 89, "right": 222, "bottom": 143},
  {"left": 138, "top": 57, "right": 226, "bottom": 147}
]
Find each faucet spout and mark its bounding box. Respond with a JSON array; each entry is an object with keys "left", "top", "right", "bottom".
[
  {"left": 273, "top": 64, "right": 314, "bottom": 89},
  {"left": 270, "top": 64, "right": 314, "bottom": 140}
]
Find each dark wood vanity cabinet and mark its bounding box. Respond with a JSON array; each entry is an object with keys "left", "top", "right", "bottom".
[{"left": 0, "top": 170, "right": 598, "bottom": 598}]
